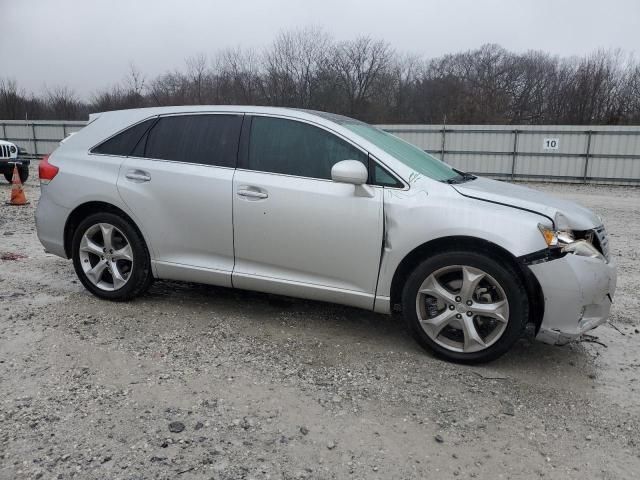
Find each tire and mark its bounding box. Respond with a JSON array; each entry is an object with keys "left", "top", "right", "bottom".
[
  {"left": 19, "top": 165, "right": 29, "bottom": 183},
  {"left": 401, "top": 250, "right": 529, "bottom": 364},
  {"left": 3, "top": 165, "right": 29, "bottom": 183},
  {"left": 72, "top": 212, "right": 153, "bottom": 301}
]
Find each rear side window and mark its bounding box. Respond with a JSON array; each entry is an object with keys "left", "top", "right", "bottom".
[
  {"left": 142, "top": 114, "right": 242, "bottom": 167},
  {"left": 91, "top": 118, "right": 156, "bottom": 156},
  {"left": 247, "top": 116, "right": 368, "bottom": 179}
]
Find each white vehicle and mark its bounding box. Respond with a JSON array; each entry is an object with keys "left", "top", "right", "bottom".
[
  {"left": 35, "top": 106, "right": 617, "bottom": 363},
  {"left": 0, "top": 139, "right": 29, "bottom": 183}
]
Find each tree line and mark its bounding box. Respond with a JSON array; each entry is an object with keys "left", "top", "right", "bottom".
[{"left": 2, "top": 27, "right": 639, "bottom": 125}]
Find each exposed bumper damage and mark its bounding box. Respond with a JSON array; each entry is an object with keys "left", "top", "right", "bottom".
[{"left": 528, "top": 254, "right": 617, "bottom": 345}]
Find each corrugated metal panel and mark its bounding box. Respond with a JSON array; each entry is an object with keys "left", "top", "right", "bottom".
[
  {"left": 3, "top": 123, "right": 33, "bottom": 140},
  {"left": 0, "top": 120, "right": 86, "bottom": 158},
  {"left": 381, "top": 124, "right": 640, "bottom": 184},
  {"left": 1, "top": 120, "right": 639, "bottom": 184}
]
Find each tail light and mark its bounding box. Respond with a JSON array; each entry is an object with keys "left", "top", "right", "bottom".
[{"left": 39, "top": 155, "right": 59, "bottom": 185}]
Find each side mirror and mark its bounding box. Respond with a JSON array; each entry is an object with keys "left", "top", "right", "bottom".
[{"left": 331, "top": 160, "right": 368, "bottom": 185}]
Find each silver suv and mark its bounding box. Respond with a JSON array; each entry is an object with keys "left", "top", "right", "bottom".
[{"left": 35, "top": 106, "right": 617, "bottom": 363}]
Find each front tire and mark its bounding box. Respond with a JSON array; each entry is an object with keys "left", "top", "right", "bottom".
[
  {"left": 72, "top": 212, "right": 153, "bottom": 301},
  {"left": 402, "top": 250, "right": 529, "bottom": 364}
]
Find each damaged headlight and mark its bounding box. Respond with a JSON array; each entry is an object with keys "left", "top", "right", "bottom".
[
  {"left": 538, "top": 224, "right": 605, "bottom": 262},
  {"left": 537, "top": 224, "right": 572, "bottom": 247}
]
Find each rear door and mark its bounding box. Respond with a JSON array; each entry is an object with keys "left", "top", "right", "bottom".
[{"left": 116, "top": 113, "right": 243, "bottom": 286}]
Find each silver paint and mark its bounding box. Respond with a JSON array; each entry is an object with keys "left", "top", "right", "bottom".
[{"left": 35, "top": 106, "right": 617, "bottom": 349}]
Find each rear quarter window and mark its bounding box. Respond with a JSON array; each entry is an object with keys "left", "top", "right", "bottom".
[{"left": 91, "top": 118, "right": 157, "bottom": 156}]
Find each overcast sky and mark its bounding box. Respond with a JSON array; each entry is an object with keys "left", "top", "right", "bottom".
[{"left": 2, "top": 0, "right": 639, "bottom": 99}]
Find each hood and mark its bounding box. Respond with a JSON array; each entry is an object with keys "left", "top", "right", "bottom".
[{"left": 452, "top": 177, "right": 601, "bottom": 230}]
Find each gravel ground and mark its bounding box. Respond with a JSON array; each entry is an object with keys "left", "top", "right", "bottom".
[{"left": 1, "top": 166, "right": 639, "bottom": 479}]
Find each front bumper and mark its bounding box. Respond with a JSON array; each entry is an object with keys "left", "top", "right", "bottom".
[
  {"left": 0, "top": 158, "right": 30, "bottom": 167},
  {"left": 529, "top": 254, "right": 617, "bottom": 345}
]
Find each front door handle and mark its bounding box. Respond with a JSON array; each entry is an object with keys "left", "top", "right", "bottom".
[
  {"left": 237, "top": 189, "right": 268, "bottom": 199},
  {"left": 125, "top": 170, "right": 151, "bottom": 182}
]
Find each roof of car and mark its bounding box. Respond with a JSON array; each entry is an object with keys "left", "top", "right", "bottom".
[
  {"left": 89, "top": 105, "right": 343, "bottom": 123},
  {"left": 60, "top": 105, "right": 415, "bottom": 186},
  {"left": 77, "top": 106, "right": 362, "bottom": 159}
]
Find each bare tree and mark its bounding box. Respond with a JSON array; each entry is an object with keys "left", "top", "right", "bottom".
[
  {"left": 0, "top": 78, "right": 25, "bottom": 119},
  {"left": 215, "top": 47, "right": 263, "bottom": 104},
  {"left": 263, "top": 26, "right": 331, "bottom": 108},
  {"left": 1, "top": 31, "right": 639, "bottom": 124},
  {"left": 186, "top": 54, "right": 209, "bottom": 104},
  {"left": 44, "top": 86, "right": 83, "bottom": 119},
  {"left": 331, "top": 37, "right": 394, "bottom": 118}
]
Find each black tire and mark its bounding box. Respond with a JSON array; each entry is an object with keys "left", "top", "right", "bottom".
[
  {"left": 3, "top": 165, "right": 29, "bottom": 183},
  {"left": 19, "top": 165, "right": 29, "bottom": 183},
  {"left": 72, "top": 212, "right": 153, "bottom": 301},
  {"left": 401, "top": 250, "right": 529, "bottom": 364}
]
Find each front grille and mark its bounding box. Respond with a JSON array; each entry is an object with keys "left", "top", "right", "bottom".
[
  {"left": 593, "top": 225, "right": 609, "bottom": 259},
  {"left": 0, "top": 144, "right": 10, "bottom": 159}
]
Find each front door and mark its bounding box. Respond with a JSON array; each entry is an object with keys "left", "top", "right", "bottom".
[{"left": 232, "top": 115, "right": 383, "bottom": 309}]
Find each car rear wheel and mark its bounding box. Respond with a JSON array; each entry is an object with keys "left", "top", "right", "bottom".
[
  {"left": 402, "top": 251, "right": 529, "bottom": 363},
  {"left": 3, "top": 165, "right": 29, "bottom": 184},
  {"left": 72, "top": 212, "right": 153, "bottom": 301}
]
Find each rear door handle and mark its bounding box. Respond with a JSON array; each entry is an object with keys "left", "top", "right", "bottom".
[
  {"left": 237, "top": 188, "right": 268, "bottom": 199},
  {"left": 125, "top": 170, "right": 151, "bottom": 182}
]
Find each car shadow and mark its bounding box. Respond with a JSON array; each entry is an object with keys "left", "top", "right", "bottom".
[
  {"left": 139, "top": 279, "right": 601, "bottom": 383},
  {"left": 143, "top": 279, "right": 421, "bottom": 354}
]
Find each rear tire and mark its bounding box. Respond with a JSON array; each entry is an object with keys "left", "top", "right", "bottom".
[
  {"left": 401, "top": 250, "right": 529, "bottom": 364},
  {"left": 72, "top": 212, "right": 153, "bottom": 301}
]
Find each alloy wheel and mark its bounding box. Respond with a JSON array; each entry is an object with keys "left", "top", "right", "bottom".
[
  {"left": 78, "top": 223, "right": 133, "bottom": 291},
  {"left": 415, "top": 265, "right": 510, "bottom": 353}
]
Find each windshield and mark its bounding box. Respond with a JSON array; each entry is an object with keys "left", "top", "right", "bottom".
[
  {"left": 307, "top": 110, "right": 460, "bottom": 182},
  {"left": 342, "top": 123, "right": 459, "bottom": 181}
]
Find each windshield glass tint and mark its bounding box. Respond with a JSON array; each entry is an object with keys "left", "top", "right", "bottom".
[{"left": 341, "top": 122, "right": 458, "bottom": 181}]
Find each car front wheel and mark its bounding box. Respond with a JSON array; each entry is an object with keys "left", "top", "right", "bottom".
[
  {"left": 402, "top": 251, "right": 529, "bottom": 363},
  {"left": 72, "top": 212, "right": 153, "bottom": 301}
]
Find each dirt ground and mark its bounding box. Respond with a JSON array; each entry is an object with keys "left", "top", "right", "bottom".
[{"left": 1, "top": 165, "right": 639, "bottom": 480}]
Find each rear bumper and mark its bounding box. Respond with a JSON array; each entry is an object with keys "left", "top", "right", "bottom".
[
  {"left": 529, "top": 254, "right": 617, "bottom": 345},
  {"left": 35, "top": 190, "right": 70, "bottom": 258}
]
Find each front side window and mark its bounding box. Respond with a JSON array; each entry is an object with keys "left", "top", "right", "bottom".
[
  {"left": 142, "top": 114, "right": 243, "bottom": 167},
  {"left": 247, "top": 116, "right": 368, "bottom": 180}
]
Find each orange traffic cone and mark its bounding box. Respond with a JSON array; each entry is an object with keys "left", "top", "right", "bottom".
[{"left": 6, "top": 164, "right": 29, "bottom": 206}]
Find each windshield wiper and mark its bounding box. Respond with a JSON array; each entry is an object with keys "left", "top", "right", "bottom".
[
  {"left": 453, "top": 169, "right": 477, "bottom": 183},
  {"left": 444, "top": 176, "right": 463, "bottom": 184}
]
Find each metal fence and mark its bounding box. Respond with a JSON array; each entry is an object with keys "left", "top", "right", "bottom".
[
  {"left": 1, "top": 120, "right": 86, "bottom": 160},
  {"left": 2, "top": 120, "right": 639, "bottom": 184},
  {"left": 379, "top": 124, "right": 640, "bottom": 185}
]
